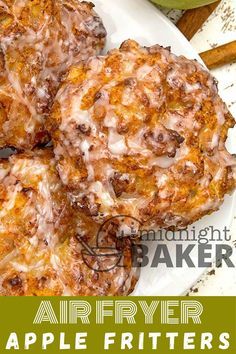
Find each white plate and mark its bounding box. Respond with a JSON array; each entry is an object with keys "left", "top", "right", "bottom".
[{"left": 92, "top": 0, "right": 236, "bottom": 295}]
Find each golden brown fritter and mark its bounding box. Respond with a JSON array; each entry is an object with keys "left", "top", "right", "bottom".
[
  {"left": 0, "top": 149, "right": 139, "bottom": 295},
  {"left": 0, "top": 0, "right": 106, "bottom": 150},
  {"left": 48, "top": 39, "right": 236, "bottom": 229}
]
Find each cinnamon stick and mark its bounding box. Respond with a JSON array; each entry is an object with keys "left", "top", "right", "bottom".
[
  {"left": 176, "top": 1, "right": 221, "bottom": 40},
  {"left": 199, "top": 41, "right": 236, "bottom": 69}
]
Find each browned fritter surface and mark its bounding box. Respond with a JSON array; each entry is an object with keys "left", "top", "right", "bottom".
[
  {"left": 0, "top": 0, "right": 106, "bottom": 150},
  {"left": 0, "top": 149, "right": 139, "bottom": 295},
  {"left": 48, "top": 39, "right": 236, "bottom": 229}
]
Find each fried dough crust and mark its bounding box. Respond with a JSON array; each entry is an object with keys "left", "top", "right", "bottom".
[
  {"left": 0, "top": 149, "right": 138, "bottom": 295},
  {"left": 0, "top": 0, "right": 106, "bottom": 150},
  {"left": 48, "top": 40, "right": 236, "bottom": 229}
]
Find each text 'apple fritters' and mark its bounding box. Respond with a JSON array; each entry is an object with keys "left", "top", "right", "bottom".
[
  {"left": 48, "top": 40, "right": 236, "bottom": 229},
  {"left": 0, "top": 0, "right": 106, "bottom": 150},
  {"left": 0, "top": 149, "right": 139, "bottom": 295}
]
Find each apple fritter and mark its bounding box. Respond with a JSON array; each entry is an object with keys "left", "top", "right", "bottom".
[
  {"left": 0, "top": 149, "right": 138, "bottom": 295},
  {"left": 48, "top": 39, "right": 236, "bottom": 229},
  {"left": 0, "top": 0, "right": 106, "bottom": 150}
]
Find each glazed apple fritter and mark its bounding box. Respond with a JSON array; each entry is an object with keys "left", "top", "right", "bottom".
[
  {"left": 0, "top": 149, "right": 139, "bottom": 295},
  {"left": 48, "top": 39, "right": 236, "bottom": 229},
  {"left": 0, "top": 0, "right": 106, "bottom": 150}
]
